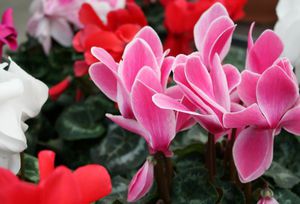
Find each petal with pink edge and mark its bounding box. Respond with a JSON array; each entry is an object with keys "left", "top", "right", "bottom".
[
  {"left": 135, "top": 66, "right": 162, "bottom": 93},
  {"left": 132, "top": 80, "right": 176, "bottom": 152},
  {"left": 121, "top": 39, "right": 158, "bottom": 91},
  {"left": 237, "top": 70, "right": 260, "bottom": 106},
  {"left": 257, "top": 66, "right": 298, "bottom": 128},
  {"left": 127, "top": 160, "right": 154, "bottom": 202},
  {"left": 50, "top": 18, "right": 73, "bottom": 47},
  {"left": 223, "top": 64, "right": 241, "bottom": 93},
  {"left": 106, "top": 114, "right": 150, "bottom": 144},
  {"left": 233, "top": 127, "right": 274, "bottom": 183},
  {"left": 246, "top": 30, "right": 283, "bottom": 74},
  {"left": 161, "top": 56, "right": 175, "bottom": 89},
  {"left": 89, "top": 62, "right": 117, "bottom": 102},
  {"left": 280, "top": 105, "right": 300, "bottom": 135},
  {"left": 135, "top": 26, "right": 163, "bottom": 60},
  {"left": 91, "top": 47, "right": 117, "bottom": 71},
  {"left": 194, "top": 3, "right": 229, "bottom": 52},
  {"left": 223, "top": 104, "right": 268, "bottom": 128}
]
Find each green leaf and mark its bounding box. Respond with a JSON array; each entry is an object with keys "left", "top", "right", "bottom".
[
  {"left": 91, "top": 125, "right": 148, "bottom": 175},
  {"left": 172, "top": 163, "right": 218, "bottom": 204},
  {"left": 55, "top": 96, "right": 108, "bottom": 141},
  {"left": 216, "top": 180, "right": 245, "bottom": 204},
  {"left": 274, "top": 189, "right": 300, "bottom": 204},
  {"left": 265, "top": 162, "right": 300, "bottom": 189},
  {"left": 23, "top": 153, "right": 39, "bottom": 183},
  {"left": 97, "top": 176, "right": 129, "bottom": 204}
]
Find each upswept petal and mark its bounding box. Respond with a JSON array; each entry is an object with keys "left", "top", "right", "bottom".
[
  {"left": 106, "top": 114, "right": 150, "bottom": 144},
  {"left": 131, "top": 80, "right": 176, "bottom": 152},
  {"left": 257, "top": 66, "right": 298, "bottom": 128},
  {"left": 237, "top": 70, "right": 260, "bottom": 106},
  {"left": 246, "top": 30, "right": 283, "bottom": 74},
  {"left": 116, "top": 79, "right": 134, "bottom": 118},
  {"left": 161, "top": 56, "right": 174, "bottom": 89},
  {"left": 280, "top": 105, "right": 300, "bottom": 135},
  {"left": 194, "top": 2, "right": 229, "bottom": 52},
  {"left": 274, "top": 57, "right": 298, "bottom": 85},
  {"left": 127, "top": 160, "right": 154, "bottom": 202},
  {"left": 91, "top": 47, "right": 118, "bottom": 71},
  {"left": 210, "top": 55, "right": 230, "bottom": 111},
  {"left": 233, "top": 127, "right": 274, "bottom": 183},
  {"left": 135, "top": 26, "right": 163, "bottom": 60},
  {"left": 201, "top": 16, "right": 234, "bottom": 66},
  {"left": 223, "top": 104, "right": 268, "bottom": 128},
  {"left": 173, "top": 64, "right": 215, "bottom": 114},
  {"left": 121, "top": 38, "right": 158, "bottom": 91},
  {"left": 89, "top": 62, "right": 117, "bottom": 102},
  {"left": 223, "top": 64, "right": 241, "bottom": 93},
  {"left": 134, "top": 66, "right": 162, "bottom": 93}
]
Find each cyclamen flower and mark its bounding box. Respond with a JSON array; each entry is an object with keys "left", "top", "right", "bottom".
[
  {"left": 163, "top": 0, "right": 247, "bottom": 56},
  {"left": 89, "top": 26, "right": 194, "bottom": 202},
  {"left": 0, "top": 150, "right": 112, "bottom": 203},
  {"left": 73, "top": 0, "right": 147, "bottom": 77},
  {"left": 223, "top": 27, "right": 300, "bottom": 182},
  {"left": 153, "top": 3, "right": 239, "bottom": 140},
  {"left": 257, "top": 188, "right": 279, "bottom": 204},
  {"left": 27, "top": 0, "right": 83, "bottom": 54},
  {"left": 274, "top": 0, "right": 300, "bottom": 81},
  {"left": 0, "top": 59, "right": 48, "bottom": 174},
  {"left": 0, "top": 8, "right": 17, "bottom": 59}
]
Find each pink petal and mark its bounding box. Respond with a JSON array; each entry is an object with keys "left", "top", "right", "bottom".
[
  {"left": 257, "top": 197, "right": 279, "bottom": 204},
  {"left": 201, "top": 16, "right": 234, "bottom": 66},
  {"left": 106, "top": 114, "right": 150, "bottom": 144},
  {"left": 127, "top": 160, "right": 154, "bottom": 202},
  {"left": 257, "top": 66, "right": 298, "bottom": 128},
  {"left": 223, "top": 64, "right": 241, "bottom": 93},
  {"left": 210, "top": 54, "right": 230, "bottom": 111},
  {"left": 173, "top": 64, "right": 214, "bottom": 114},
  {"left": 223, "top": 104, "right": 268, "bottom": 128},
  {"left": 89, "top": 62, "right": 117, "bottom": 102},
  {"left": 50, "top": 18, "right": 73, "bottom": 47},
  {"left": 274, "top": 57, "right": 298, "bottom": 85},
  {"left": 131, "top": 80, "right": 176, "bottom": 152},
  {"left": 135, "top": 66, "right": 162, "bottom": 93},
  {"left": 246, "top": 30, "right": 283, "bottom": 74},
  {"left": 135, "top": 26, "right": 163, "bottom": 60},
  {"left": 233, "top": 127, "right": 274, "bottom": 183},
  {"left": 161, "top": 56, "right": 175, "bottom": 89},
  {"left": 91, "top": 47, "right": 117, "bottom": 71},
  {"left": 194, "top": 2, "right": 229, "bottom": 53},
  {"left": 247, "top": 22, "right": 255, "bottom": 53},
  {"left": 1, "top": 8, "right": 14, "bottom": 27},
  {"left": 280, "top": 105, "right": 300, "bottom": 135},
  {"left": 237, "top": 70, "right": 260, "bottom": 106},
  {"left": 121, "top": 39, "right": 158, "bottom": 91},
  {"left": 116, "top": 80, "right": 134, "bottom": 118}
]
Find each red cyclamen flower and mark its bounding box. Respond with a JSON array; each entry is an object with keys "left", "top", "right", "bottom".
[{"left": 0, "top": 150, "right": 112, "bottom": 204}]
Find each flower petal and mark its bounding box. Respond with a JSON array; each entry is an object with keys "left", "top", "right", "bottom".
[
  {"left": 127, "top": 160, "right": 154, "bottom": 202},
  {"left": 257, "top": 66, "right": 298, "bottom": 127},
  {"left": 38, "top": 150, "right": 55, "bottom": 181},
  {"left": 280, "top": 105, "right": 300, "bottom": 135},
  {"left": 233, "top": 127, "right": 274, "bottom": 183},
  {"left": 50, "top": 18, "right": 73, "bottom": 47},
  {"left": 237, "top": 70, "right": 260, "bottom": 106},
  {"left": 131, "top": 80, "right": 176, "bottom": 152},
  {"left": 73, "top": 165, "right": 112, "bottom": 203},
  {"left": 246, "top": 30, "right": 283, "bottom": 74},
  {"left": 91, "top": 47, "right": 117, "bottom": 71},
  {"left": 89, "top": 62, "right": 117, "bottom": 102},
  {"left": 223, "top": 64, "right": 241, "bottom": 93}
]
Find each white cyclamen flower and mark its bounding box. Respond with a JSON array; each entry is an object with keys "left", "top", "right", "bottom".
[
  {"left": 274, "top": 0, "right": 300, "bottom": 81},
  {"left": 0, "top": 58, "right": 48, "bottom": 174}
]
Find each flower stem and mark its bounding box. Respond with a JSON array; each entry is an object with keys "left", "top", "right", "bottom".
[
  {"left": 244, "top": 182, "right": 252, "bottom": 204},
  {"left": 154, "top": 152, "right": 173, "bottom": 204},
  {"left": 206, "top": 133, "right": 216, "bottom": 182}
]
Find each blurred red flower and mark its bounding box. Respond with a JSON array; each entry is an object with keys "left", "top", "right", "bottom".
[
  {"left": 0, "top": 150, "right": 112, "bottom": 204},
  {"left": 163, "top": 0, "right": 247, "bottom": 56}
]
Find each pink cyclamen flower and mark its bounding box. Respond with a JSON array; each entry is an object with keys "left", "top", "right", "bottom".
[
  {"left": 0, "top": 8, "right": 17, "bottom": 59},
  {"left": 27, "top": 0, "right": 83, "bottom": 54},
  {"left": 257, "top": 188, "right": 279, "bottom": 204},
  {"left": 223, "top": 28, "right": 300, "bottom": 182},
  {"left": 89, "top": 26, "right": 194, "bottom": 202},
  {"left": 152, "top": 3, "right": 240, "bottom": 140}
]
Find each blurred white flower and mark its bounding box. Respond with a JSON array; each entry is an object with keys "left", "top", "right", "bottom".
[
  {"left": 274, "top": 0, "right": 300, "bottom": 81},
  {"left": 0, "top": 58, "right": 48, "bottom": 174}
]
